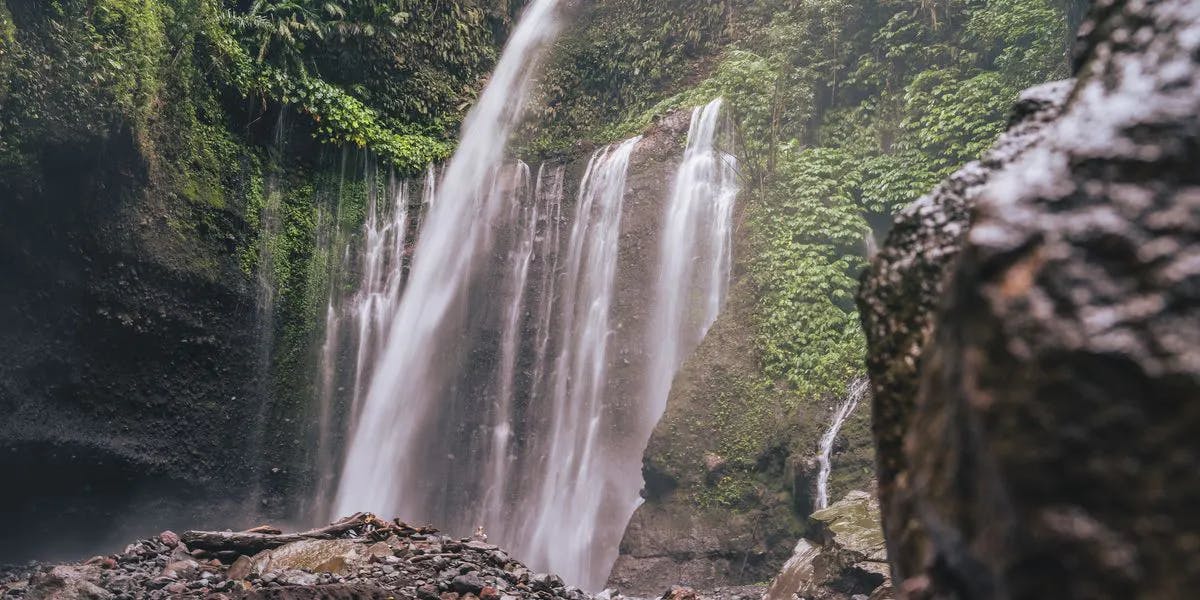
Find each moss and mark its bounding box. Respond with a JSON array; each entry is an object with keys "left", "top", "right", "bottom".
[{"left": 92, "top": 0, "right": 168, "bottom": 129}]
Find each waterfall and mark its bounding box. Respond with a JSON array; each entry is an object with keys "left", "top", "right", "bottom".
[
  {"left": 644, "top": 98, "right": 739, "bottom": 423},
  {"left": 332, "top": 0, "right": 564, "bottom": 530},
  {"left": 312, "top": 160, "right": 418, "bottom": 519},
  {"left": 321, "top": 4, "right": 744, "bottom": 584},
  {"left": 815, "top": 376, "right": 870, "bottom": 511},
  {"left": 514, "top": 138, "right": 641, "bottom": 588},
  {"left": 479, "top": 160, "right": 535, "bottom": 528}
]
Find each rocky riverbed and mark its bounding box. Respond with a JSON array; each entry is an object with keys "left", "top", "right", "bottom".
[
  {"left": 0, "top": 514, "right": 594, "bottom": 600},
  {"left": 0, "top": 514, "right": 776, "bottom": 600}
]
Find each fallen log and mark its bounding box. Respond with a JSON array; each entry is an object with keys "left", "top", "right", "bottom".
[{"left": 181, "top": 513, "right": 380, "bottom": 555}]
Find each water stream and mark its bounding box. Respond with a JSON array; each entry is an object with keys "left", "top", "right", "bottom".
[
  {"left": 815, "top": 376, "right": 869, "bottom": 511},
  {"left": 644, "top": 98, "right": 739, "bottom": 424}
]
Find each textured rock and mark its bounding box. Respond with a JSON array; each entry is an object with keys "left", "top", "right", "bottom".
[
  {"left": 857, "top": 78, "right": 1073, "bottom": 577},
  {"left": 25, "top": 566, "right": 112, "bottom": 600},
  {"left": 0, "top": 517, "right": 587, "bottom": 600},
  {"left": 606, "top": 109, "right": 793, "bottom": 595},
  {"left": 859, "top": 0, "right": 1200, "bottom": 597},
  {"left": 809, "top": 491, "right": 887, "bottom": 567},
  {"left": 247, "top": 539, "right": 365, "bottom": 576},
  {"left": 762, "top": 492, "right": 888, "bottom": 600},
  {"left": 240, "top": 586, "right": 395, "bottom": 600},
  {"left": 0, "top": 60, "right": 274, "bottom": 564}
]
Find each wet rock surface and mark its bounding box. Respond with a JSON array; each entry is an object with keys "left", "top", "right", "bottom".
[
  {"left": 859, "top": 0, "right": 1200, "bottom": 597},
  {"left": 0, "top": 515, "right": 591, "bottom": 600},
  {"left": 762, "top": 492, "right": 890, "bottom": 600}
]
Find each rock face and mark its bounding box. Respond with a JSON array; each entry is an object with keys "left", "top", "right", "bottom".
[
  {"left": 0, "top": 122, "right": 277, "bottom": 562},
  {"left": 606, "top": 237, "right": 810, "bottom": 596},
  {"left": 762, "top": 491, "right": 889, "bottom": 600},
  {"left": 859, "top": 0, "right": 1200, "bottom": 597}
]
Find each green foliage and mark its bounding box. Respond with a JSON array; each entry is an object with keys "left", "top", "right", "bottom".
[
  {"left": 524, "top": 0, "right": 736, "bottom": 154},
  {"left": 752, "top": 146, "right": 868, "bottom": 398},
  {"left": 588, "top": 0, "right": 1070, "bottom": 400},
  {"left": 254, "top": 66, "right": 451, "bottom": 171},
  {"left": 216, "top": 0, "right": 504, "bottom": 167},
  {"left": 542, "top": 0, "right": 1069, "bottom": 512}
]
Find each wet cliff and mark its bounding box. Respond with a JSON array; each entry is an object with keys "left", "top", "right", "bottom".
[
  {"left": 0, "top": 0, "right": 506, "bottom": 562},
  {"left": 0, "top": 118, "right": 269, "bottom": 562},
  {"left": 859, "top": 0, "right": 1200, "bottom": 596}
]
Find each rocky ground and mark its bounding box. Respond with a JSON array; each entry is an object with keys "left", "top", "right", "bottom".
[
  {"left": 0, "top": 514, "right": 594, "bottom": 600},
  {"left": 761, "top": 492, "right": 892, "bottom": 600},
  {"left": 0, "top": 514, "right": 778, "bottom": 600}
]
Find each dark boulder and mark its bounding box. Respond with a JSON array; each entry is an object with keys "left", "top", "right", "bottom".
[
  {"left": 859, "top": 0, "right": 1200, "bottom": 597},
  {"left": 857, "top": 77, "right": 1073, "bottom": 590}
]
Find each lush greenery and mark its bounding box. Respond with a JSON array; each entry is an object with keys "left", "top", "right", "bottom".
[
  {"left": 544, "top": 0, "right": 1068, "bottom": 400},
  {"left": 2, "top": 0, "right": 1072, "bottom": 527},
  {"left": 0, "top": 0, "right": 510, "bottom": 508},
  {"left": 537, "top": 0, "right": 1071, "bottom": 513}
]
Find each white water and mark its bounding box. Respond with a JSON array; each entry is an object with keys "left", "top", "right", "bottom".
[
  {"left": 316, "top": 102, "right": 743, "bottom": 590},
  {"left": 815, "top": 376, "right": 870, "bottom": 511},
  {"left": 333, "top": 0, "right": 564, "bottom": 518},
  {"left": 644, "top": 98, "right": 739, "bottom": 423},
  {"left": 311, "top": 164, "right": 417, "bottom": 518},
  {"left": 513, "top": 138, "right": 641, "bottom": 587},
  {"left": 479, "top": 160, "right": 534, "bottom": 528},
  {"left": 317, "top": 10, "right": 744, "bottom": 584}
]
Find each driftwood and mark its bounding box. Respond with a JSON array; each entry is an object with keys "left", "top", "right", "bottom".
[{"left": 181, "top": 513, "right": 380, "bottom": 555}]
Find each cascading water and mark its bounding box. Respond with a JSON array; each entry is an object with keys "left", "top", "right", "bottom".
[
  {"left": 814, "top": 376, "right": 870, "bottom": 511},
  {"left": 513, "top": 138, "right": 641, "bottom": 586},
  {"left": 311, "top": 158, "right": 420, "bottom": 519},
  {"left": 320, "top": 1, "right": 742, "bottom": 582},
  {"left": 644, "top": 98, "right": 739, "bottom": 423},
  {"left": 332, "top": 0, "right": 566, "bottom": 540},
  {"left": 317, "top": 98, "right": 744, "bottom": 589}
]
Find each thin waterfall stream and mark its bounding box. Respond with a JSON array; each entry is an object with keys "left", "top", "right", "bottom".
[
  {"left": 814, "top": 377, "right": 870, "bottom": 511},
  {"left": 644, "top": 98, "right": 739, "bottom": 424}
]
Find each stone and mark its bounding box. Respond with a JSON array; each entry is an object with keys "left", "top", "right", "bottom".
[
  {"left": 529, "top": 573, "right": 563, "bottom": 592},
  {"left": 809, "top": 491, "right": 886, "bottom": 565},
  {"left": 479, "top": 585, "right": 500, "bottom": 600},
  {"left": 418, "top": 584, "right": 441, "bottom": 600},
  {"left": 451, "top": 573, "right": 486, "bottom": 595},
  {"left": 660, "top": 585, "right": 697, "bottom": 600},
  {"left": 160, "top": 558, "right": 200, "bottom": 580},
  {"left": 227, "top": 555, "right": 255, "bottom": 581},
  {"left": 26, "top": 566, "right": 113, "bottom": 600},
  {"left": 158, "top": 531, "right": 181, "bottom": 548},
  {"left": 275, "top": 570, "right": 320, "bottom": 586},
  {"left": 238, "top": 586, "right": 395, "bottom": 599},
  {"left": 762, "top": 491, "right": 889, "bottom": 600},
  {"left": 858, "top": 0, "right": 1200, "bottom": 597},
  {"left": 248, "top": 539, "right": 365, "bottom": 577},
  {"left": 858, "top": 75, "right": 1073, "bottom": 579}
]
